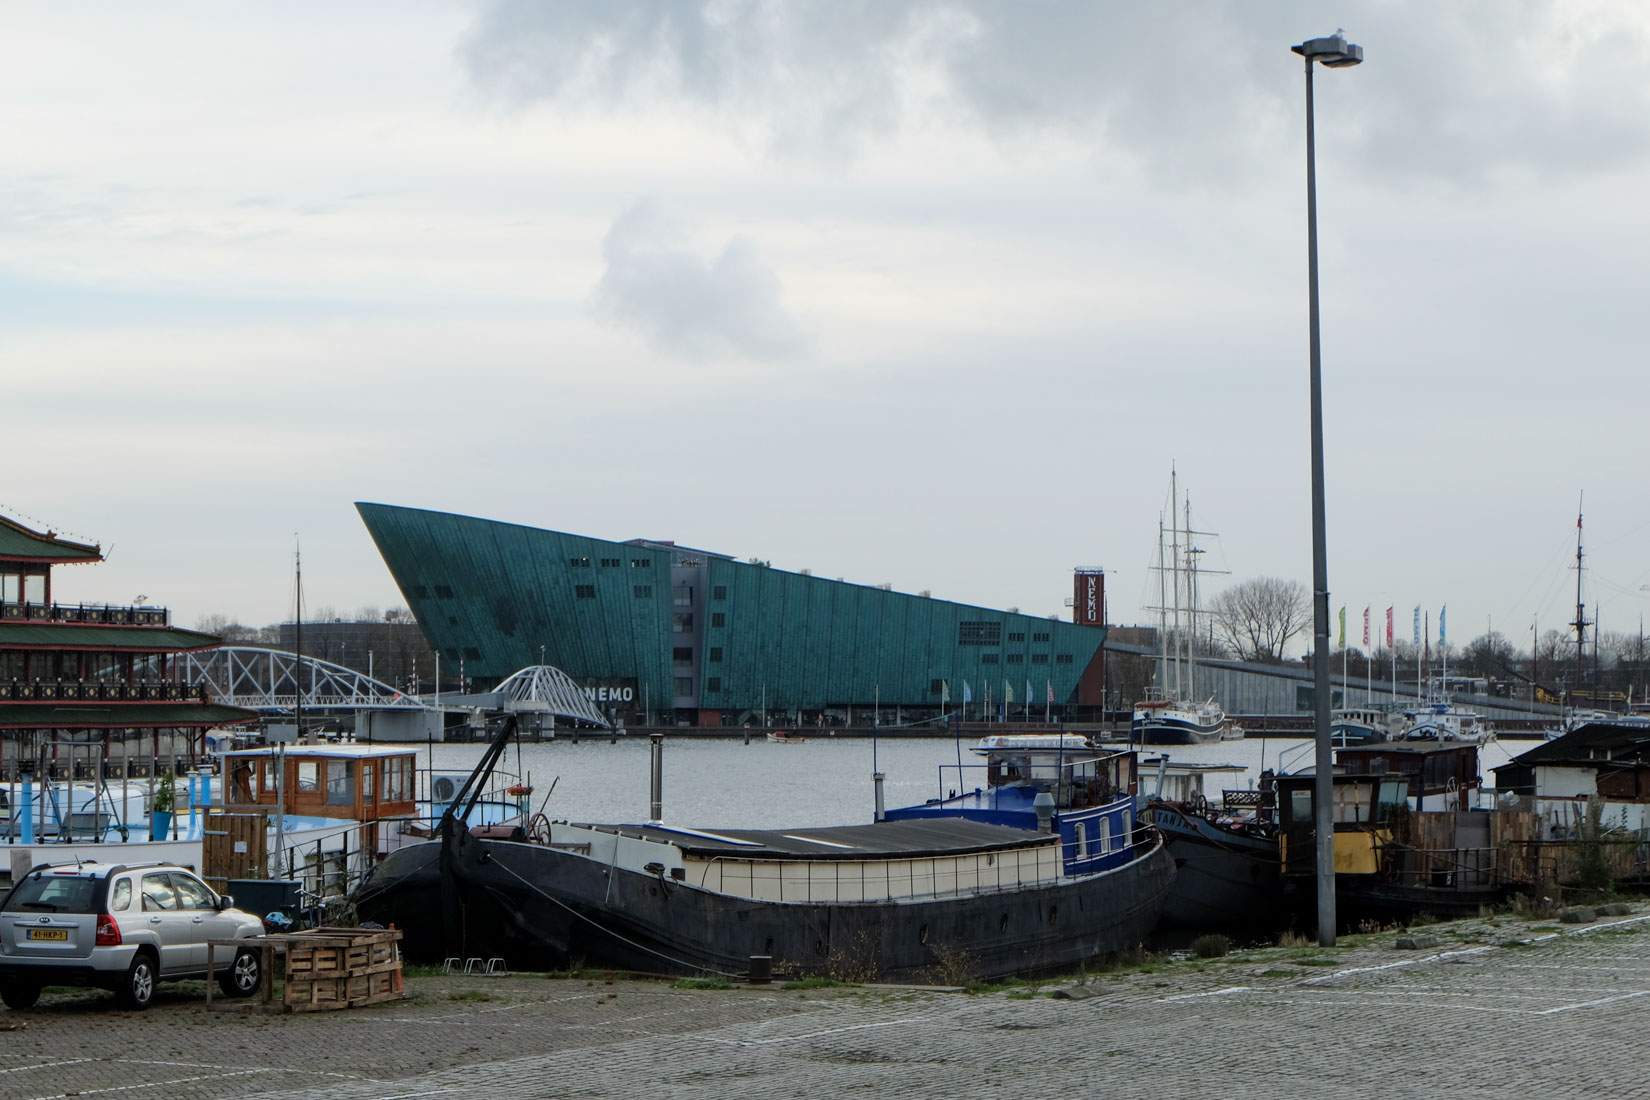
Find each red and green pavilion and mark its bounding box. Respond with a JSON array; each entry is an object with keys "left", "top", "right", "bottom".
[{"left": 0, "top": 513, "right": 256, "bottom": 778}]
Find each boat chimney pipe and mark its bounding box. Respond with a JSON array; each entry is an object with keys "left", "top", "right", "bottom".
[
  {"left": 873, "top": 772, "right": 886, "bottom": 822},
  {"left": 648, "top": 732, "right": 664, "bottom": 824},
  {"left": 1033, "top": 790, "right": 1056, "bottom": 834}
]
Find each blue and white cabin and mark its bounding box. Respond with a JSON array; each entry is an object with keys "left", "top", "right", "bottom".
[{"left": 883, "top": 734, "right": 1141, "bottom": 876}]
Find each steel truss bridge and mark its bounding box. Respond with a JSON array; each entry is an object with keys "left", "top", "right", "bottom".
[{"left": 169, "top": 648, "right": 609, "bottom": 726}]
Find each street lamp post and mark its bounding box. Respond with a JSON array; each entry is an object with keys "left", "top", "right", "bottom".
[{"left": 1293, "top": 29, "right": 1362, "bottom": 949}]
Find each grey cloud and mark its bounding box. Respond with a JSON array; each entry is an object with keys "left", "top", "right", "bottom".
[
  {"left": 461, "top": 1, "right": 1650, "bottom": 186},
  {"left": 592, "top": 200, "right": 808, "bottom": 361}
]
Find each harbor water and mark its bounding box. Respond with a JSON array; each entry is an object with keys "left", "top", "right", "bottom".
[{"left": 416, "top": 732, "right": 1530, "bottom": 830}]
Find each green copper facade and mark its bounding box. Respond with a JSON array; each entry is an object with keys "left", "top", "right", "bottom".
[{"left": 357, "top": 502, "right": 1105, "bottom": 724}]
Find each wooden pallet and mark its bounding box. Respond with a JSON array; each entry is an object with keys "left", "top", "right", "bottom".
[{"left": 207, "top": 928, "right": 404, "bottom": 1013}]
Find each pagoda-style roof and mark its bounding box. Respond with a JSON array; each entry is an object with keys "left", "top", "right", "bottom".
[
  {"left": 0, "top": 514, "right": 101, "bottom": 564},
  {"left": 0, "top": 702, "right": 257, "bottom": 730},
  {"left": 0, "top": 622, "right": 224, "bottom": 652}
]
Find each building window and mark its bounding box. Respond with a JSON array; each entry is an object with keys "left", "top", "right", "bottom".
[
  {"left": 707, "top": 677, "right": 721, "bottom": 693},
  {"left": 464, "top": 647, "right": 481, "bottom": 660},
  {"left": 709, "top": 647, "right": 722, "bottom": 662},
  {"left": 674, "top": 677, "right": 693, "bottom": 696},
  {"left": 673, "top": 586, "right": 693, "bottom": 606},
  {"left": 632, "top": 558, "right": 652, "bottom": 568},
  {"left": 600, "top": 558, "right": 620, "bottom": 568},
  {"left": 410, "top": 585, "right": 430, "bottom": 599},
  {"left": 982, "top": 653, "right": 999, "bottom": 664},
  {"left": 434, "top": 585, "right": 455, "bottom": 599},
  {"left": 1033, "top": 631, "right": 1050, "bottom": 643},
  {"left": 711, "top": 612, "right": 725, "bottom": 628},
  {"left": 569, "top": 557, "right": 590, "bottom": 568},
  {"left": 672, "top": 647, "right": 693, "bottom": 666},
  {"left": 1007, "top": 654, "right": 1024, "bottom": 664},
  {"left": 930, "top": 679, "right": 945, "bottom": 695},
  {"left": 1007, "top": 631, "right": 1025, "bottom": 643},
  {"left": 674, "top": 613, "right": 694, "bottom": 632},
  {"left": 712, "top": 585, "right": 727, "bottom": 600},
  {"left": 958, "top": 621, "right": 1002, "bottom": 646},
  {"left": 1057, "top": 654, "right": 1074, "bottom": 665},
  {"left": 634, "top": 585, "right": 652, "bottom": 599},
  {"left": 1031, "top": 654, "right": 1048, "bottom": 665},
  {"left": 575, "top": 585, "right": 595, "bottom": 599}
]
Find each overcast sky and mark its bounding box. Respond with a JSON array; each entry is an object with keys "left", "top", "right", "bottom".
[{"left": 5, "top": 1, "right": 1649, "bottom": 658}]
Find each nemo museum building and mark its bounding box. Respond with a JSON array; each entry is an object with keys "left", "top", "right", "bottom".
[{"left": 357, "top": 503, "right": 1108, "bottom": 728}]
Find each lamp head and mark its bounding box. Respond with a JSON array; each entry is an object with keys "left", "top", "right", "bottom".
[{"left": 1293, "top": 31, "right": 1363, "bottom": 68}]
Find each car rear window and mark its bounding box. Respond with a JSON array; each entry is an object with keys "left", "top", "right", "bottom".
[{"left": 7, "top": 875, "right": 98, "bottom": 913}]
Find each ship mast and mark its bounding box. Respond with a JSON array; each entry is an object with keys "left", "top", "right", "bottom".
[{"left": 1571, "top": 495, "right": 1588, "bottom": 710}]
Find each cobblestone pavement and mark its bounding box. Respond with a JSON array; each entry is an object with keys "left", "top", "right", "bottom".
[{"left": 5, "top": 908, "right": 1650, "bottom": 1099}]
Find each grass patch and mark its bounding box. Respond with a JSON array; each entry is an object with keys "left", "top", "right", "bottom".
[
  {"left": 1257, "top": 968, "right": 1295, "bottom": 978},
  {"left": 1190, "top": 934, "right": 1230, "bottom": 959},
  {"left": 448, "top": 990, "right": 493, "bottom": 1002},
  {"left": 402, "top": 964, "right": 445, "bottom": 979},
  {"left": 780, "top": 976, "right": 845, "bottom": 990},
  {"left": 671, "top": 976, "right": 733, "bottom": 990}
]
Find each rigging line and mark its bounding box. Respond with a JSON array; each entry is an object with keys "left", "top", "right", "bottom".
[{"left": 484, "top": 852, "right": 743, "bottom": 979}]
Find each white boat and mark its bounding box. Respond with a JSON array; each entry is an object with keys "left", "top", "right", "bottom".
[
  {"left": 1398, "top": 694, "right": 1493, "bottom": 743},
  {"left": 1132, "top": 470, "right": 1231, "bottom": 746},
  {"left": 1331, "top": 706, "right": 1404, "bottom": 746}
]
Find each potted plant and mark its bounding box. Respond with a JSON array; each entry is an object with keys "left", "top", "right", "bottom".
[{"left": 150, "top": 770, "right": 176, "bottom": 840}]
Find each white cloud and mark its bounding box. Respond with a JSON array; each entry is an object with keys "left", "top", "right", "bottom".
[{"left": 592, "top": 200, "right": 809, "bottom": 360}]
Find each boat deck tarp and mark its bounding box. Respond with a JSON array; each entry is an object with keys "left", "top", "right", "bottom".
[{"left": 571, "top": 817, "right": 1056, "bottom": 860}]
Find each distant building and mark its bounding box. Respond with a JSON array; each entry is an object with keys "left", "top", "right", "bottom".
[
  {"left": 0, "top": 513, "right": 255, "bottom": 774},
  {"left": 356, "top": 503, "right": 1109, "bottom": 727},
  {"left": 274, "top": 613, "right": 438, "bottom": 693}
]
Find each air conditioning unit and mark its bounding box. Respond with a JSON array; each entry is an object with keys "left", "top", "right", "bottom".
[{"left": 432, "top": 776, "right": 459, "bottom": 802}]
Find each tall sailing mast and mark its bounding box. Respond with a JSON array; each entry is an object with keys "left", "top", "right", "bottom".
[{"left": 1571, "top": 495, "right": 1588, "bottom": 709}]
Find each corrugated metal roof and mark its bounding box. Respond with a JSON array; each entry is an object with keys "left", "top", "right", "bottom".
[
  {"left": 0, "top": 623, "right": 222, "bottom": 651},
  {"left": 0, "top": 702, "right": 257, "bottom": 729},
  {"left": 0, "top": 516, "right": 101, "bottom": 562}
]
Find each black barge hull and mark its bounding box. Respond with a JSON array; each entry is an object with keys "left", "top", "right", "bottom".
[{"left": 356, "top": 830, "right": 1175, "bottom": 983}]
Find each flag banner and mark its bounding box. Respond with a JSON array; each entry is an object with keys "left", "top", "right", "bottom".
[
  {"left": 1439, "top": 605, "right": 1447, "bottom": 646},
  {"left": 1386, "top": 606, "right": 1394, "bottom": 647},
  {"left": 1005, "top": 679, "right": 1014, "bottom": 703},
  {"left": 1413, "top": 607, "right": 1420, "bottom": 646},
  {"left": 1026, "top": 680, "right": 1033, "bottom": 708},
  {"left": 941, "top": 680, "right": 949, "bottom": 704},
  {"left": 1363, "top": 606, "right": 1370, "bottom": 647},
  {"left": 1046, "top": 680, "right": 1054, "bottom": 703},
  {"left": 985, "top": 683, "right": 991, "bottom": 707},
  {"left": 963, "top": 681, "right": 972, "bottom": 705},
  {"left": 1338, "top": 606, "right": 1346, "bottom": 648}
]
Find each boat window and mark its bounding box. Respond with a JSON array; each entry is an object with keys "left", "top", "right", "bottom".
[
  {"left": 325, "top": 759, "right": 353, "bottom": 806},
  {"left": 297, "top": 761, "right": 319, "bottom": 792},
  {"left": 1075, "top": 821, "right": 1087, "bottom": 858},
  {"left": 1375, "top": 780, "right": 1408, "bottom": 822},
  {"left": 1289, "top": 788, "right": 1313, "bottom": 823},
  {"left": 1101, "top": 814, "right": 1113, "bottom": 854},
  {"left": 261, "top": 760, "right": 276, "bottom": 793}
]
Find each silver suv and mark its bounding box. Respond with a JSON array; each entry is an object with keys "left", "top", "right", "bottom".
[{"left": 0, "top": 860, "right": 265, "bottom": 1010}]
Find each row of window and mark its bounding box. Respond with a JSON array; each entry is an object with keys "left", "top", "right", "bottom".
[
  {"left": 984, "top": 654, "right": 1057, "bottom": 665},
  {"left": 568, "top": 557, "right": 652, "bottom": 569}
]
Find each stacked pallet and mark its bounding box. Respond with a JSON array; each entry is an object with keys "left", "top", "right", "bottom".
[{"left": 282, "top": 927, "right": 403, "bottom": 1012}]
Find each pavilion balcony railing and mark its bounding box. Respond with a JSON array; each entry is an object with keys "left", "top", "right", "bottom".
[
  {"left": 0, "top": 679, "right": 207, "bottom": 703},
  {"left": 0, "top": 601, "right": 170, "bottom": 627}
]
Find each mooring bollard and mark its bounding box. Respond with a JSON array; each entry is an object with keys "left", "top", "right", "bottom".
[{"left": 747, "top": 955, "right": 772, "bottom": 984}]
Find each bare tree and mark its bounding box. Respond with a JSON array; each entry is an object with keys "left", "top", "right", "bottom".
[
  {"left": 1208, "top": 577, "right": 1311, "bottom": 663},
  {"left": 1459, "top": 631, "right": 1518, "bottom": 679}
]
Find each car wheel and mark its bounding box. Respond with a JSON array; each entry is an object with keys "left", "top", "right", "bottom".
[
  {"left": 117, "top": 952, "right": 156, "bottom": 1010},
  {"left": 1, "top": 979, "right": 42, "bottom": 1010},
  {"left": 218, "top": 948, "right": 262, "bottom": 998}
]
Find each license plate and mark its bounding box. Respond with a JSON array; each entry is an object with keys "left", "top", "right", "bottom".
[{"left": 26, "top": 929, "right": 68, "bottom": 941}]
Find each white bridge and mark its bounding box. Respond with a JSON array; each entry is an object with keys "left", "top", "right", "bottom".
[{"left": 170, "top": 648, "right": 609, "bottom": 726}]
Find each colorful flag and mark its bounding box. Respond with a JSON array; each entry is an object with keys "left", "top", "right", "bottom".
[
  {"left": 1413, "top": 607, "right": 1420, "bottom": 646},
  {"left": 1005, "top": 680, "right": 1014, "bottom": 703},
  {"left": 941, "top": 680, "right": 949, "bottom": 704},
  {"left": 963, "top": 680, "right": 972, "bottom": 705},
  {"left": 1026, "top": 680, "right": 1033, "bottom": 708},
  {"left": 1046, "top": 679, "right": 1054, "bottom": 703},
  {"left": 1439, "top": 605, "right": 1447, "bottom": 646},
  {"left": 1363, "top": 606, "right": 1370, "bottom": 647},
  {"left": 1386, "top": 606, "right": 1394, "bottom": 648},
  {"left": 1337, "top": 606, "right": 1346, "bottom": 648},
  {"left": 984, "top": 682, "right": 991, "bottom": 707}
]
